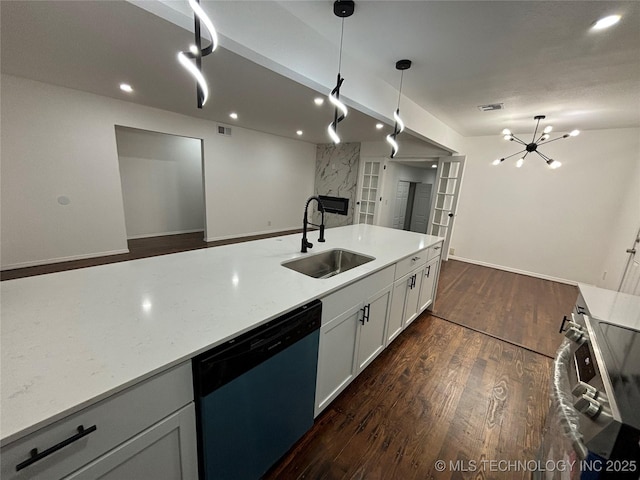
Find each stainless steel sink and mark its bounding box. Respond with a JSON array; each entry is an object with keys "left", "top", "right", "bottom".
[{"left": 282, "top": 249, "right": 375, "bottom": 279}]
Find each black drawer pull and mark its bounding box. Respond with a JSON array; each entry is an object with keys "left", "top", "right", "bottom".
[
  {"left": 559, "top": 315, "right": 569, "bottom": 334},
  {"left": 576, "top": 305, "right": 586, "bottom": 314},
  {"left": 16, "top": 425, "right": 97, "bottom": 472}
]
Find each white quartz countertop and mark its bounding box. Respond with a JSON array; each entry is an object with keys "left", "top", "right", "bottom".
[
  {"left": 578, "top": 283, "right": 640, "bottom": 331},
  {"left": 1, "top": 224, "right": 442, "bottom": 445}
]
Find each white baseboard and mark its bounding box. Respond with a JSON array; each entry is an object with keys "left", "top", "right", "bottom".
[
  {"left": 127, "top": 229, "right": 204, "bottom": 240},
  {"left": 449, "top": 255, "right": 577, "bottom": 286},
  {"left": 1, "top": 248, "right": 130, "bottom": 271},
  {"left": 205, "top": 226, "right": 300, "bottom": 243}
]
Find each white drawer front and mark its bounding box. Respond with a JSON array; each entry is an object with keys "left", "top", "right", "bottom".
[
  {"left": 427, "top": 242, "right": 443, "bottom": 261},
  {"left": 321, "top": 265, "right": 395, "bottom": 323},
  {"left": 1, "top": 362, "right": 193, "bottom": 480},
  {"left": 395, "top": 249, "right": 428, "bottom": 280}
]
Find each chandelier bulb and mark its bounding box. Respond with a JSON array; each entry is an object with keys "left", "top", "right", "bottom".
[
  {"left": 570, "top": 129, "right": 580, "bottom": 137},
  {"left": 547, "top": 159, "right": 562, "bottom": 169},
  {"left": 516, "top": 158, "right": 524, "bottom": 168},
  {"left": 540, "top": 133, "right": 550, "bottom": 141},
  {"left": 504, "top": 134, "right": 513, "bottom": 141},
  {"left": 501, "top": 128, "right": 511, "bottom": 135},
  {"left": 543, "top": 125, "right": 553, "bottom": 134},
  {"left": 492, "top": 158, "right": 502, "bottom": 166}
]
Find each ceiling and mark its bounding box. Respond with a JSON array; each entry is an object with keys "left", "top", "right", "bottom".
[{"left": 1, "top": 1, "right": 639, "bottom": 149}]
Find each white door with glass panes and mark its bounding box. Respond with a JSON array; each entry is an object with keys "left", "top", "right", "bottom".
[
  {"left": 356, "top": 160, "right": 384, "bottom": 225},
  {"left": 428, "top": 156, "right": 465, "bottom": 261}
]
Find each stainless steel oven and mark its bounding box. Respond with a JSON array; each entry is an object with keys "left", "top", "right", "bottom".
[{"left": 535, "top": 287, "right": 640, "bottom": 479}]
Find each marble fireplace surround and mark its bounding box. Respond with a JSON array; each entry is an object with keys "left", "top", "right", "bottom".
[{"left": 313, "top": 143, "right": 360, "bottom": 228}]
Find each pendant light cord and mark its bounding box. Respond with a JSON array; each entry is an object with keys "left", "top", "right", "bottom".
[
  {"left": 338, "top": 18, "right": 345, "bottom": 74},
  {"left": 397, "top": 70, "right": 404, "bottom": 110}
]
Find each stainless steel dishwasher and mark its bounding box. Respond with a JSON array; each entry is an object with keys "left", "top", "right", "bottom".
[{"left": 192, "top": 299, "right": 321, "bottom": 480}]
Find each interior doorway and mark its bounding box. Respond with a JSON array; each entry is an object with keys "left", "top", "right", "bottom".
[
  {"left": 115, "top": 126, "right": 205, "bottom": 241},
  {"left": 392, "top": 180, "right": 432, "bottom": 234}
]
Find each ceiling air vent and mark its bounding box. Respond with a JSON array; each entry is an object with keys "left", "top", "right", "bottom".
[
  {"left": 477, "top": 103, "right": 504, "bottom": 112},
  {"left": 217, "top": 125, "right": 232, "bottom": 136}
]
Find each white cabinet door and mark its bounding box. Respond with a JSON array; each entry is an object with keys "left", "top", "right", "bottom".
[
  {"left": 403, "top": 267, "right": 424, "bottom": 328},
  {"left": 356, "top": 285, "right": 393, "bottom": 373},
  {"left": 387, "top": 277, "right": 409, "bottom": 345},
  {"left": 65, "top": 404, "right": 198, "bottom": 480},
  {"left": 315, "top": 303, "right": 361, "bottom": 416},
  {"left": 418, "top": 257, "right": 440, "bottom": 313}
]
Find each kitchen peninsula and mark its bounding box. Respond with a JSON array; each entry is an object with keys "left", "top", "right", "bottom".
[{"left": 1, "top": 224, "right": 443, "bottom": 478}]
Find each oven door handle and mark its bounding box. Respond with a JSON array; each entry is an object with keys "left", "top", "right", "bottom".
[{"left": 552, "top": 340, "right": 589, "bottom": 460}]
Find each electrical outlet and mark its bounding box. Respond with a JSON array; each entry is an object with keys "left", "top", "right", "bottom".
[
  {"left": 449, "top": 247, "right": 455, "bottom": 255},
  {"left": 602, "top": 271, "right": 607, "bottom": 280}
]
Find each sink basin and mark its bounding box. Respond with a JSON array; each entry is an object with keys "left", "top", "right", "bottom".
[{"left": 282, "top": 249, "right": 375, "bottom": 279}]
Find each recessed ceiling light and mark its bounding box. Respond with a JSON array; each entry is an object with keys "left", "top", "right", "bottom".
[
  {"left": 314, "top": 97, "right": 324, "bottom": 106},
  {"left": 375, "top": 123, "right": 384, "bottom": 129},
  {"left": 296, "top": 130, "right": 303, "bottom": 136},
  {"left": 119, "top": 83, "right": 133, "bottom": 93},
  {"left": 431, "top": 164, "right": 437, "bottom": 169},
  {"left": 592, "top": 15, "right": 621, "bottom": 30},
  {"left": 229, "top": 112, "right": 238, "bottom": 120}
]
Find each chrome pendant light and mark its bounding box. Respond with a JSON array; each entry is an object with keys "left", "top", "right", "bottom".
[
  {"left": 386, "top": 59, "right": 411, "bottom": 158},
  {"left": 494, "top": 115, "right": 580, "bottom": 169},
  {"left": 327, "top": 1, "right": 354, "bottom": 144},
  {"left": 178, "top": 0, "right": 218, "bottom": 108}
]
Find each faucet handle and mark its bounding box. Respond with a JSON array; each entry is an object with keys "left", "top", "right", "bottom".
[{"left": 318, "top": 225, "right": 325, "bottom": 242}]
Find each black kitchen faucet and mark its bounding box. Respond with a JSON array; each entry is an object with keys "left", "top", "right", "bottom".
[{"left": 301, "top": 196, "right": 326, "bottom": 253}]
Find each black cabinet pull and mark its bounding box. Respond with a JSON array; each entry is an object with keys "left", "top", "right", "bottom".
[
  {"left": 576, "top": 305, "right": 586, "bottom": 315},
  {"left": 16, "top": 425, "right": 97, "bottom": 472},
  {"left": 360, "top": 304, "right": 370, "bottom": 324},
  {"left": 426, "top": 265, "right": 431, "bottom": 278},
  {"left": 559, "top": 315, "right": 569, "bottom": 334}
]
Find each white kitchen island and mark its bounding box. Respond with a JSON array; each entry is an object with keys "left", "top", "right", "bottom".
[{"left": 1, "top": 224, "right": 443, "bottom": 478}]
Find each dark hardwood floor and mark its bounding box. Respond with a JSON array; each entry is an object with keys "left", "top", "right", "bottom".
[
  {"left": 265, "top": 314, "right": 553, "bottom": 480},
  {"left": 432, "top": 260, "right": 578, "bottom": 358},
  {"left": 0, "top": 230, "right": 301, "bottom": 281},
  {"left": 264, "top": 260, "right": 576, "bottom": 479}
]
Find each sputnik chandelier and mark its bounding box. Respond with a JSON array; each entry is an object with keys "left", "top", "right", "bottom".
[
  {"left": 386, "top": 59, "right": 411, "bottom": 158},
  {"left": 494, "top": 115, "right": 580, "bottom": 169},
  {"left": 327, "top": 1, "right": 354, "bottom": 144},
  {"left": 177, "top": 0, "right": 218, "bottom": 109}
]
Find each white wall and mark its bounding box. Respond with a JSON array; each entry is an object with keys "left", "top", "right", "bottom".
[
  {"left": 116, "top": 127, "right": 204, "bottom": 239},
  {"left": 598, "top": 147, "right": 640, "bottom": 290},
  {"left": 451, "top": 128, "right": 640, "bottom": 285},
  {"left": 0, "top": 74, "right": 316, "bottom": 269}
]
